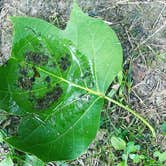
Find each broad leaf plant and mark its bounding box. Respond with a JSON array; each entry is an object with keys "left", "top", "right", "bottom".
[{"left": 0, "top": 2, "right": 155, "bottom": 162}]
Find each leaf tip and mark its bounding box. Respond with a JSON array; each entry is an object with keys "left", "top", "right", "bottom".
[{"left": 72, "top": 0, "right": 83, "bottom": 14}]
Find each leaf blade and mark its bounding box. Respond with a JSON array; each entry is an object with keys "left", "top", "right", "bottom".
[
  {"left": 1, "top": 2, "right": 123, "bottom": 162},
  {"left": 65, "top": 3, "right": 122, "bottom": 92}
]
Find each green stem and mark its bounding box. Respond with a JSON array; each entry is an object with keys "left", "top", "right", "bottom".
[
  {"left": 37, "top": 66, "right": 156, "bottom": 137},
  {"left": 104, "top": 96, "right": 156, "bottom": 137}
]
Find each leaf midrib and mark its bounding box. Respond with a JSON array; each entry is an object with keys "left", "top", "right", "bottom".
[
  {"left": 36, "top": 66, "right": 105, "bottom": 97},
  {"left": 35, "top": 66, "right": 156, "bottom": 138},
  {"left": 6, "top": 58, "right": 156, "bottom": 138}
]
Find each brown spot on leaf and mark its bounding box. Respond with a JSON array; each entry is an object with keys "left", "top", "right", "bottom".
[
  {"left": 32, "top": 66, "right": 40, "bottom": 78},
  {"left": 58, "top": 54, "right": 71, "bottom": 71},
  {"left": 19, "top": 66, "right": 28, "bottom": 76},
  {"left": 18, "top": 77, "right": 33, "bottom": 90},
  {"left": 34, "top": 84, "right": 63, "bottom": 110},
  {"left": 18, "top": 65, "right": 41, "bottom": 90},
  {"left": 25, "top": 51, "right": 49, "bottom": 65}
]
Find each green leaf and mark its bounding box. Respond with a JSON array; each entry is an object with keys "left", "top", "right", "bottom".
[
  {"left": 65, "top": 3, "right": 122, "bottom": 92},
  {"left": 0, "top": 131, "right": 4, "bottom": 143},
  {"left": 0, "top": 156, "right": 14, "bottom": 166},
  {"left": 154, "top": 151, "right": 160, "bottom": 157},
  {"left": 56, "top": 161, "right": 69, "bottom": 166},
  {"left": 122, "top": 154, "right": 128, "bottom": 161},
  {"left": 129, "top": 154, "right": 144, "bottom": 164},
  {"left": 25, "top": 155, "right": 45, "bottom": 166},
  {"left": 0, "top": 3, "right": 122, "bottom": 162},
  {"left": 117, "top": 161, "right": 127, "bottom": 166},
  {"left": 154, "top": 151, "right": 166, "bottom": 163},
  {"left": 111, "top": 136, "right": 126, "bottom": 150},
  {"left": 126, "top": 142, "right": 140, "bottom": 153},
  {"left": 161, "top": 122, "right": 166, "bottom": 135}
]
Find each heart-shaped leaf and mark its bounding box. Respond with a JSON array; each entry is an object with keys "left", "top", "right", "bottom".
[{"left": 0, "top": 3, "right": 122, "bottom": 162}]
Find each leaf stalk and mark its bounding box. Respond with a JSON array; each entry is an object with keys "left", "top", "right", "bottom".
[{"left": 37, "top": 66, "right": 156, "bottom": 137}]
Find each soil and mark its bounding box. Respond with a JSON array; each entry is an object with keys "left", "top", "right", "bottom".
[{"left": 0, "top": 0, "right": 166, "bottom": 165}]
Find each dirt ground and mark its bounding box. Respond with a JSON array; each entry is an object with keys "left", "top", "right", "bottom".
[{"left": 0, "top": 0, "right": 166, "bottom": 165}]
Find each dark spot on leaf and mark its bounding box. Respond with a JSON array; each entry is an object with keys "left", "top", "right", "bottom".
[
  {"left": 81, "top": 68, "right": 94, "bottom": 88},
  {"left": 29, "top": 67, "right": 40, "bottom": 83},
  {"left": 18, "top": 65, "right": 33, "bottom": 90},
  {"left": 25, "top": 51, "right": 49, "bottom": 65},
  {"left": 34, "top": 84, "right": 63, "bottom": 110},
  {"left": 45, "top": 76, "right": 51, "bottom": 84},
  {"left": 45, "top": 76, "right": 51, "bottom": 88},
  {"left": 58, "top": 54, "right": 71, "bottom": 71},
  {"left": 18, "top": 65, "right": 40, "bottom": 90},
  {"left": 82, "top": 70, "right": 91, "bottom": 79},
  {"left": 49, "top": 62, "right": 57, "bottom": 68},
  {"left": 30, "top": 77, "right": 35, "bottom": 83},
  {"left": 32, "top": 66, "right": 40, "bottom": 78},
  {"left": 18, "top": 77, "right": 33, "bottom": 90},
  {"left": 19, "top": 66, "right": 28, "bottom": 76}
]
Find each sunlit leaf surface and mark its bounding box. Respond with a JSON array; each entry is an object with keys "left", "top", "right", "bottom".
[{"left": 0, "top": 3, "right": 122, "bottom": 162}]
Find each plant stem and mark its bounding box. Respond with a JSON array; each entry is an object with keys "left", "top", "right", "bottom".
[
  {"left": 37, "top": 66, "right": 156, "bottom": 137},
  {"left": 104, "top": 96, "right": 156, "bottom": 137}
]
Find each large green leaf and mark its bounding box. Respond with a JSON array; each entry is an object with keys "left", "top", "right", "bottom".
[
  {"left": 65, "top": 3, "right": 122, "bottom": 92},
  {"left": 0, "top": 3, "right": 122, "bottom": 162}
]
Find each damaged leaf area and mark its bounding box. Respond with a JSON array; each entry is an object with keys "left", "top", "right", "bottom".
[{"left": 0, "top": 3, "right": 122, "bottom": 162}]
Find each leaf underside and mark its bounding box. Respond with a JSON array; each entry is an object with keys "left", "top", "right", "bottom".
[{"left": 0, "top": 3, "right": 122, "bottom": 162}]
